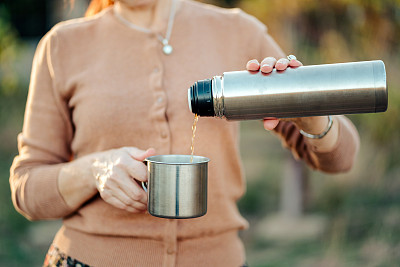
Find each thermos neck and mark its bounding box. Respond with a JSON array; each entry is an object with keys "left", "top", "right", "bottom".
[{"left": 188, "top": 79, "right": 214, "bottom": 116}]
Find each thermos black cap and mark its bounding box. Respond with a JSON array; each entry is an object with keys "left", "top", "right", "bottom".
[{"left": 188, "top": 79, "right": 214, "bottom": 116}]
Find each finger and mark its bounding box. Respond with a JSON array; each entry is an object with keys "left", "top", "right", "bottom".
[
  {"left": 141, "top": 148, "right": 157, "bottom": 160},
  {"left": 123, "top": 147, "right": 156, "bottom": 162},
  {"left": 260, "top": 57, "right": 277, "bottom": 73},
  {"left": 101, "top": 193, "right": 143, "bottom": 213},
  {"left": 275, "top": 58, "right": 290, "bottom": 71},
  {"left": 289, "top": 59, "right": 303, "bottom": 68},
  {"left": 122, "top": 176, "right": 148, "bottom": 205},
  {"left": 121, "top": 147, "right": 155, "bottom": 181},
  {"left": 123, "top": 158, "right": 148, "bottom": 182},
  {"left": 246, "top": 59, "right": 260, "bottom": 71},
  {"left": 109, "top": 168, "right": 148, "bottom": 204},
  {"left": 108, "top": 184, "right": 147, "bottom": 211},
  {"left": 263, "top": 118, "right": 280, "bottom": 131},
  {"left": 99, "top": 190, "right": 127, "bottom": 210},
  {"left": 125, "top": 206, "right": 145, "bottom": 213}
]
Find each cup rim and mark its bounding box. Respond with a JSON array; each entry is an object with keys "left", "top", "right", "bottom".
[{"left": 145, "top": 154, "right": 210, "bottom": 165}]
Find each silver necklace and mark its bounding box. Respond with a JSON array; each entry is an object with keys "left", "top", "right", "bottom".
[{"left": 114, "top": 0, "right": 177, "bottom": 55}]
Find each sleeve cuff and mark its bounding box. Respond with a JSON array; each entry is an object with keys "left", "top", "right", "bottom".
[
  {"left": 310, "top": 116, "right": 360, "bottom": 173},
  {"left": 24, "top": 164, "right": 75, "bottom": 220}
]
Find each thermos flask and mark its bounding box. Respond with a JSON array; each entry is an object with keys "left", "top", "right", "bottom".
[{"left": 188, "top": 60, "right": 387, "bottom": 120}]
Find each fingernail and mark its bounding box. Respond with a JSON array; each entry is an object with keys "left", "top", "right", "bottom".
[{"left": 262, "top": 64, "right": 271, "bottom": 68}]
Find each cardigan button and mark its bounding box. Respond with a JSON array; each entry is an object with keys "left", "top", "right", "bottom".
[{"left": 167, "top": 247, "right": 175, "bottom": 254}]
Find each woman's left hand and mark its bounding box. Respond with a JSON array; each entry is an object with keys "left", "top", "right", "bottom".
[{"left": 246, "top": 56, "right": 329, "bottom": 135}]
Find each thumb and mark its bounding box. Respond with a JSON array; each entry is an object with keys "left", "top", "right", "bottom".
[
  {"left": 263, "top": 118, "right": 280, "bottom": 131},
  {"left": 123, "top": 147, "right": 157, "bottom": 161}
]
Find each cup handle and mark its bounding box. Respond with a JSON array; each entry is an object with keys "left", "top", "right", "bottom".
[
  {"left": 142, "top": 159, "right": 148, "bottom": 192},
  {"left": 142, "top": 181, "right": 148, "bottom": 193}
]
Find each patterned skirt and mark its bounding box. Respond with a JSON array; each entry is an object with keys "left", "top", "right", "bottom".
[
  {"left": 43, "top": 244, "right": 90, "bottom": 267},
  {"left": 43, "top": 244, "right": 249, "bottom": 267}
]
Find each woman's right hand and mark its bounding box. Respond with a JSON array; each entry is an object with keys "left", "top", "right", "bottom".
[
  {"left": 58, "top": 147, "right": 156, "bottom": 213},
  {"left": 92, "top": 147, "right": 156, "bottom": 213}
]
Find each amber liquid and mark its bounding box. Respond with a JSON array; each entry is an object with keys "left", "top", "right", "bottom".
[{"left": 190, "top": 114, "right": 199, "bottom": 163}]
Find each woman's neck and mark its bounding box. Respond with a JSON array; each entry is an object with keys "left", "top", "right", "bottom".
[
  {"left": 114, "top": 1, "right": 155, "bottom": 28},
  {"left": 114, "top": 0, "right": 173, "bottom": 30}
]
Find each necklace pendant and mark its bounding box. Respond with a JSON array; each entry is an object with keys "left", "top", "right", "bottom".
[
  {"left": 163, "top": 44, "right": 173, "bottom": 55},
  {"left": 162, "top": 39, "right": 173, "bottom": 55}
]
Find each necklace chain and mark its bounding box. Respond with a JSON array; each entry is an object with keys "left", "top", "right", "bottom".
[{"left": 113, "top": 0, "right": 177, "bottom": 55}]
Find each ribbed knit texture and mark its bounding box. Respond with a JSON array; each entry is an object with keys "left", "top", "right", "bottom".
[
  {"left": 53, "top": 226, "right": 244, "bottom": 266},
  {"left": 9, "top": 0, "right": 359, "bottom": 266}
]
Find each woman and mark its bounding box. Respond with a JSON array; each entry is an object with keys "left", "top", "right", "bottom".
[{"left": 9, "top": 0, "right": 359, "bottom": 266}]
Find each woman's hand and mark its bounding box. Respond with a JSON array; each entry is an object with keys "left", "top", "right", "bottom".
[
  {"left": 58, "top": 147, "right": 156, "bottom": 213},
  {"left": 92, "top": 147, "right": 156, "bottom": 213},
  {"left": 246, "top": 56, "right": 327, "bottom": 133},
  {"left": 246, "top": 56, "right": 303, "bottom": 130},
  {"left": 246, "top": 56, "right": 339, "bottom": 151}
]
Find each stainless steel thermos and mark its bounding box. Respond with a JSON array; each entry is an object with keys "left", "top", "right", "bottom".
[{"left": 188, "top": 60, "right": 387, "bottom": 120}]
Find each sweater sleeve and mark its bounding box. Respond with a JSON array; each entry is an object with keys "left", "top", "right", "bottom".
[
  {"left": 259, "top": 25, "right": 286, "bottom": 60},
  {"left": 238, "top": 9, "right": 287, "bottom": 60},
  {"left": 273, "top": 116, "right": 360, "bottom": 173},
  {"left": 9, "top": 30, "right": 75, "bottom": 220}
]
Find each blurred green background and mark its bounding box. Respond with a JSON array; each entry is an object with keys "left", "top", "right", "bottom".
[{"left": 0, "top": 0, "right": 399, "bottom": 266}]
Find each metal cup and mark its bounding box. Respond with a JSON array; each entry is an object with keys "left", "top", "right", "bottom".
[{"left": 143, "top": 155, "right": 209, "bottom": 219}]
